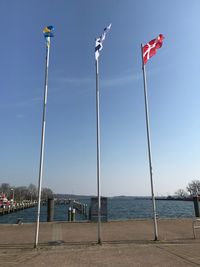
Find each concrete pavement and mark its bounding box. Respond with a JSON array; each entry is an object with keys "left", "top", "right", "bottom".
[{"left": 0, "top": 219, "right": 200, "bottom": 266}]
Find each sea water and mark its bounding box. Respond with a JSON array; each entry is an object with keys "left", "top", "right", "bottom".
[{"left": 0, "top": 197, "right": 195, "bottom": 224}]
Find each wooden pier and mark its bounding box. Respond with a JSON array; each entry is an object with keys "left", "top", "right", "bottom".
[
  {"left": 72, "top": 200, "right": 87, "bottom": 215},
  {"left": 0, "top": 201, "right": 37, "bottom": 215}
]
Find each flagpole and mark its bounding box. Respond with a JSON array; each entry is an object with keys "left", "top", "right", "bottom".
[
  {"left": 94, "top": 23, "right": 111, "bottom": 245},
  {"left": 141, "top": 44, "right": 158, "bottom": 241},
  {"left": 34, "top": 36, "right": 51, "bottom": 248},
  {"left": 95, "top": 57, "right": 102, "bottom": 244}
]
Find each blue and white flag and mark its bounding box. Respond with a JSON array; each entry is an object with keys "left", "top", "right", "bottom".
[{"left": 95, "top": 24, "right": 112, "bottom": 60}]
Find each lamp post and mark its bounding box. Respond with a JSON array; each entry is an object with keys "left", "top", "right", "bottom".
[{"left": 11, "top": 188, "right": 14, "bottom": 202}]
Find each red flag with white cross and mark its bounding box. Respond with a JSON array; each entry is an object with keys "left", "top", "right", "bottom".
[{"left": 143, "top": 34, "right": 164, "bottom": 64}]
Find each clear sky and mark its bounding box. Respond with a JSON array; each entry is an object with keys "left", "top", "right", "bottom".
[{"left": 0, "top": 0, "right": 200, "bottom": 196}]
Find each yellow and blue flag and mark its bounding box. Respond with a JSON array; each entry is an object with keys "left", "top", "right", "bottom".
[{"left": 43, "top": 26, "right": 54, "bottom": 37}]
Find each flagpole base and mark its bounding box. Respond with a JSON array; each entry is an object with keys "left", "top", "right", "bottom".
[
  {"left": 98, "top": 239, "right": 102, "bottom": 245},
  {"left": 154, "top": 236, "right": 158, "bottom": 241}
]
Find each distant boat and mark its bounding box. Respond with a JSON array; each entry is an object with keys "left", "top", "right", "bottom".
[{"left": 0, "top": 193, "right": 11, "bottom": 208}]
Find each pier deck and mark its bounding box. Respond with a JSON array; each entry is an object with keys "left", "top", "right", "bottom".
[
  {"left": 0, "top": 219, "right": 200, "bottom": 266},
  {"left": 0, "top": 201, "right": 37, "bottom": 215}
]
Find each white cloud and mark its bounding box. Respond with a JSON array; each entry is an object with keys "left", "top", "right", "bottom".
[
  {"left": 54, "top": 76, "right": 93, "bottom": 87},
  {"left": 101, "top": 72, "right": 142, "bottom": 88}
]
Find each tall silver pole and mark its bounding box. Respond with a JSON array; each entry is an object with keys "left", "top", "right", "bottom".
[
  {"left": 34, "top": 37, "right": 51, "bottom": 248},
  {"left": 141, "top": 44, "right": 158, "bottom": 241},
  {"left": 95, "top": 58, "right": 102, "bottom": 244}
]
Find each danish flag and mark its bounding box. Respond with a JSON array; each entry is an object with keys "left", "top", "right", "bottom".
[{"left": 143, "top": 34, "right": 164, "bottom": 64}]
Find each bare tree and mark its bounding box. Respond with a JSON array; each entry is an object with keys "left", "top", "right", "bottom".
[
  {"left": 0, "top": 183, "right": 11, "bottom": 197},
  {"left": 28, "top": 184, "right": 37, "bottom": 201},
  {"left": 186, "top": 180, "right": 200, "bottom": 196},
  {"left": 41, "top": 187, "right": 53, "bottom": 200},
  {"left": 14, "top": 186, "right": 28, "bottom": 201},
  {"left": 174, "top": 189, "right": 188, "bottom": 199},
  {"left": 0, "top": 183, "right": 53, "bottom": 201}
]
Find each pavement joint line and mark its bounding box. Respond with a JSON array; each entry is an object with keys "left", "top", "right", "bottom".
[
  {"left": 0, "top": 238, "right": 200, "bottom": 251},
  {"left": 156, "top": 244, "right": 200, "bottom": 267},
  {"left": 10, "top": 240, "right": 199, "bottom": 251}
]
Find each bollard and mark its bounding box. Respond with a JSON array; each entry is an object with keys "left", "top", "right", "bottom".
[
  {"left": 90, "top": 197, "right": 108, "bottom": 222},
  {"left": 72, "top": 208, "right": 76, "bottom": 221},
  {"left": 16, "top": 218, "right": 23, "bottom": 225},
  {"left": 47, "top": 198, "right": 54, "bottom": 222},
  {"left": 82, "top": 204, "right": 86, "bottom": 215},
  {"left": 84, "top": 204, "right": 87, "bottom": 217},
  {"left": 81, "top": 205, "right": 84, "bottom": 214},
  {"left": 82, "top": 204, "right": 85, "bottom": 215},
  {"left": 193, "top": 196, "right": 200, "bottom": 217},
  {"left": 68, "top": 207, "right": 72, "bottom": 221}
]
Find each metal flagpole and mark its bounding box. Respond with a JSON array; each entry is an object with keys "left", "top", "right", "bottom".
[
  {"left": 94, "top": 23, "right": 111, "bottom": 245},
  {"left": 34, "top": 35, "right": 51, "bottom": 248},
  {"left": 95, "top": 57, "right": 102, "bottom": 244},
  {"left": 141, "top": 44, "right": 158, "bottom": 241}
]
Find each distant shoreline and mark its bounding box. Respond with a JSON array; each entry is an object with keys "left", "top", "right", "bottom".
[{"left": 54, "top": 194, "right": 194, "bottom": 201}]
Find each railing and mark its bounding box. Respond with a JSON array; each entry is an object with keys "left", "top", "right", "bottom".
[{"left": 0, "top": 201, "right": 37, "bottom": 215}]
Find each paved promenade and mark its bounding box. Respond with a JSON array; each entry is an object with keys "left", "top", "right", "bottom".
[{"left": 0, "top": 219, "right": 200, "bottom": 266}]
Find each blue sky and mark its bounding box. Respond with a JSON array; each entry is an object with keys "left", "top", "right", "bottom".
[{"left": 0, "top": 0, "right": 200, "bottom": 196}]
